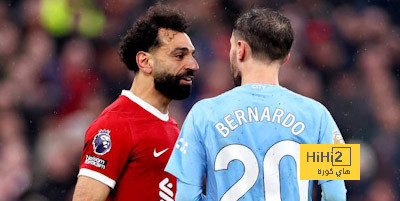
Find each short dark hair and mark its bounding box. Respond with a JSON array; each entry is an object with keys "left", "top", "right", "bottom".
[
  {"left": 119, "top": 4, "right": 189, "bottom": 72},
  {"left": 233, "top": 8, "right": 294, "bottom": 61}
]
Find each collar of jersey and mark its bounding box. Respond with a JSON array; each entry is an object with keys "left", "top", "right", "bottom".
[
  {"left": 121, "top": 90, "right": 169, "bottom": 122},
  {"left": 240, "top": 83, "right": 285, "bottom": 90}
]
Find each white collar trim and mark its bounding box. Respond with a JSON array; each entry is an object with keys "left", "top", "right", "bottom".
[{"left": 121, "top": 90, "right": 169, "bottom": 121}]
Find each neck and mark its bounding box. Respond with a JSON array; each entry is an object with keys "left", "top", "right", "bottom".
[
  {"left": 130, "top": 73, "right": 171, "bottom": 114},
  {"left": 240, "top": 59, "right": 281, "bottom": 86}
]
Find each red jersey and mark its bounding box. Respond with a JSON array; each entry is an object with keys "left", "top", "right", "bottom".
[{"left": 78, "top": 90, "right": 179, "bottom": 201}]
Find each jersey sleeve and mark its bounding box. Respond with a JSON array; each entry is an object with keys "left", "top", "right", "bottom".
[
  {"left": 321, "top": 180, "right": 347, "bottom": 201},
  {"left": 78, "top": 115, "right": 133, "bottom": 189},
  {"left": 175, "top": 179, "right": 206, "bottom": 201},
  {"left": 318, "top": 106, "right": 346, "bottom": 185},
  {"left": 318, "top": 106, "right": 345, "bottom": 145},
  {"left": 165, "top": 103, "right": 207, "bottom": 186}
]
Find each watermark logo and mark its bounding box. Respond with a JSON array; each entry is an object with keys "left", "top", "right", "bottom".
[{"left": 300, "top": 144, "right": 360, "bottom": 180}]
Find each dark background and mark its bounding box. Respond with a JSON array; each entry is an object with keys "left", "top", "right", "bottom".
[{"left": 0, "top": 0, "right": 399, "bottom": 200}]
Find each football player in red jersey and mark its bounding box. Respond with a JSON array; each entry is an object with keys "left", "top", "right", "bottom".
[{"left": 72, "top": 4, "right": 198, "bottom": 201}]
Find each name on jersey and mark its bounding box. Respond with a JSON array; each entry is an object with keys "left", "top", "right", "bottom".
[
  {"left": 85, "top": 155, "right": 107, "bottom": 169},
  {"left": 215, "top": 106, "right": 306, "bottom": 137}
]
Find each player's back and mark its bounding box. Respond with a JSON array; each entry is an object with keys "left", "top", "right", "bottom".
[{"left": 194, "top": 83, "right": 335, "bottom": 201}]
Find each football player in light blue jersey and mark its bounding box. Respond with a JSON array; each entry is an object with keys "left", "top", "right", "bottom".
[{"left": 165, "top": 8, "right": 347, "bottom": 201}]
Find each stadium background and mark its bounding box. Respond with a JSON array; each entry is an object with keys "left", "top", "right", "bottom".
[{"left": 0, "top": 0, "right": 399, "bottom": 200}]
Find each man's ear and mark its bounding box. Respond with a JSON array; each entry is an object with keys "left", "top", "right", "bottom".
[
  {"left": 136, "top": 51, "right": 153, "bottom": 74},
  {"left": 237, "top": 40, "right": 248, "bottom": 61},
  {"left": 282, "top": 54, "right": 290, "bottom": 65}
]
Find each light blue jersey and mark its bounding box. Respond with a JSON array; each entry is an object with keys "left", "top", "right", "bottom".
[{"left": 165, "top": 83, "right": 345, "bottom": 201}]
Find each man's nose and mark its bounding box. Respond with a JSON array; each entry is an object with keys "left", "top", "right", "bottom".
[{"left": 186, "top": 56, "right": 199, "bottom": 72}]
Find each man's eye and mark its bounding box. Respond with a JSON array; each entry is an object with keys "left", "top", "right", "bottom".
[{"left": 176, "top": 54, "right": 184, "bottom": 59}]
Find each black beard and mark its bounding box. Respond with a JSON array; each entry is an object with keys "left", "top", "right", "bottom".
[
  {"left": 232, "top": 70, "right": 242, "bottom": 87},
  {"left": 154, "top": 70, "right": 193, "bottom": 100},
  {"left": 230, "top": 57, "right": 242, "bottom": 87}
]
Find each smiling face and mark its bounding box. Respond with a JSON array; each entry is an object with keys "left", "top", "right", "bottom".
[{"left": 151, "top": 28, "right": 199, "bottom": 100}]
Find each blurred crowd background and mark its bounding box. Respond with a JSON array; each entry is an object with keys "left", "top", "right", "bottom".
[{"left": 0, "top": 0, "right": 399, "bottom": 200}]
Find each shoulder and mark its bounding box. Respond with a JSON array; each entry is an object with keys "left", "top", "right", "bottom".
[
  {"left": 90, "top": 112, "right": 128, "bottom": 131},
  {"left": 92, "top": 96, "right": 132, "bottom": 128},
  {"left": 85, "top": 101, "right": 132, "bottom": 143},
  {"left": 192, "top": 88, "right": 239, "bottom": 111},
  {"left": 284, "top": 88, "right": 327, "bottom": 113},
  {"left": 83, "top": 114, "right": 133, "bottom": 152}
]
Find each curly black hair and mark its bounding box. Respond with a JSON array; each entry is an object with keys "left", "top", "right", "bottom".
[
  {"left": 234, "top": 8, "right": 294, "bottom": 61},
  {"left": 119, "top": 4, "right": 189, "bottom": 72}
]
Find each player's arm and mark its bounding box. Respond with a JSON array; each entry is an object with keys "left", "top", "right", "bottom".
[
  {"left": 74, "top": 117, "right": 132, "bottom": 201},
  {"left": 73, "top": 176, "right": 111, "bottom": 201},
  {"left": 165, "top": 103, "right": 207, "bottom": 200},
  {"left": 320, "top": 180, "right": 347, "bottom": 201},
  {"left": 318, "top": 106, "right": 347, "bottom": 201},
  {"left": 175, "top": 179, "right": 205, "bottom": 201}
]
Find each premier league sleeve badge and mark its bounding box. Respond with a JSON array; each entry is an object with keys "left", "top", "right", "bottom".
[{"left": 93, "top": 129, "right": 112, "bottom": 155}]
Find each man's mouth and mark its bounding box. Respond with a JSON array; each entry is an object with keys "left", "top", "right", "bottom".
[{"left": 180, "top": 75, "right": 194, "bottom": 85}]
